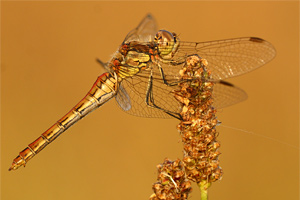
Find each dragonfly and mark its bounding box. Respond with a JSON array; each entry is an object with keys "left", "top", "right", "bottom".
[{"left": 9, "top": 14, "right": 276, "bottom": 171}]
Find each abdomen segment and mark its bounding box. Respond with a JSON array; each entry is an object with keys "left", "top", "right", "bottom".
[{"left": 9, "top": 72, "right": 118, "bottom": 171}]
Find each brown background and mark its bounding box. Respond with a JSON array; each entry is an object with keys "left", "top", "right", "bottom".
[{"left": 2, "top": 1, "right": 299, "bottom": 200}]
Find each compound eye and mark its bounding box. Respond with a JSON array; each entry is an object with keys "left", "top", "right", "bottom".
[{"left": 155, "top": 30, "right": 175, "bottom": 56}]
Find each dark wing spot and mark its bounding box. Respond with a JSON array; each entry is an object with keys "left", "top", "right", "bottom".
[
  {"left": 219, "top": 80, "right": 234, "bottom": 87},
  {"left": 249, "top": 37, "right": 265, "bottom": 43}
]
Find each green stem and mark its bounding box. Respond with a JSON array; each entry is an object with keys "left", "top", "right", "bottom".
[{"left": 199, "top": 180, "right": 211, "bottom": 200}]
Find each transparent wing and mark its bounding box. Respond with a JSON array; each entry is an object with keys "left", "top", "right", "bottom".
[
  {"left": 212, "top": 80, "right": 247, "bottom": 109},
  {"left": 172, "top": 37, "right": 276, "bottom": 80},
  {"left": 116, "top": 84, "right": 132, "bottom": 111},
  {"left": 115, "top": 64, "right": 247, "bottom": 118},
  {"left": 117, "top": 64, "right": 176, "bottom": 118},
  {"left": 123, "top": 14, "right": 157, "bottom": 43}
]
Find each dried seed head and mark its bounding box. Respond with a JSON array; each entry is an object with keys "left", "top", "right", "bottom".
[
  {"left": 149, "top": 158, "right": 192, "bottom": 200},
  {"left": 174, "top": 55, "right": 222, "bottom": 183}
]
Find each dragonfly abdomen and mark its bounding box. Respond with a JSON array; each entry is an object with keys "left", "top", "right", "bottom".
[{"left": 9, "top": 72, "right": 118, "bottom": 171}]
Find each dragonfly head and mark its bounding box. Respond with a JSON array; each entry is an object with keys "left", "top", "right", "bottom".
[{"left": 154, "top": 30, "right": 179, "bottom": 60}]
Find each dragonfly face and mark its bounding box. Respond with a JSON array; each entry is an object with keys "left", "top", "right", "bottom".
[
  {"left": 154, "top": 30, "right": 179, "bottom": 60},
  {"left": 9, "top": 14, "right": 276, "bottom": 171}
]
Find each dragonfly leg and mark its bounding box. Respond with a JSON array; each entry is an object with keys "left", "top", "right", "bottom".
[
  {"left": 145, "top": 71, "right": 181, "bottom": 120},
  {"left": 157, "top": 63, "right": 179, "bottom": 87},
  {"left": 156, "top": 62, "right": 190, "bottom": 86},
  {"left": 96, "top": 58, "right": 112, "bottom": 72}
]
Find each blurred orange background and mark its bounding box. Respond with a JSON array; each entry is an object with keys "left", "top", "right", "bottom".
[{"left": 1, "top": 1, "right": 299, "bottom": 200}]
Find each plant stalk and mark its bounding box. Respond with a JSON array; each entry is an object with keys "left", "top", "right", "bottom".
[{"left": 199, "top": 180, "right": 211, "bottom": 200}]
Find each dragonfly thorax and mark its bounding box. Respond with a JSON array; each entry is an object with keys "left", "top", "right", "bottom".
[
  {"left": 112, "top": 30, "right": 181, "bottom": 79},
  {"left": 110, "top": 42, "right": 152, "bottom": 79}
]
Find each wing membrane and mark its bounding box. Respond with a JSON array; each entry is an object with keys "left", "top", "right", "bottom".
[
  {"left": 123, "top": 14, "right": 157, "bottom": 43},
  {"left": 116, "top": 64, "right": 247, "bottom": 118},
  {"left": 118, "top": 64, "right": 177, "bottom": 118},
  {"left": 213, "top": 80, "right": 247, "bottom": 108},
  {"left": 174, "top": 37, "right": 276, "bottom": 80}
]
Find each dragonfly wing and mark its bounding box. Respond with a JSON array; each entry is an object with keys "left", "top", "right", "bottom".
[
  {"left": 150, "top": 60, "right": 249, "bottom": 110},
  {"left": 118, "top": 63, "right": 180, "bottom": 118},
  {"left": 123, "top": 14, "right": 157, "bottom": 43},
  {"left": 174, "top": 37, "right": 276, "bottom": 80},
  {"left": 116, "top": 61, "right": 250, "bottom": 118},
  {"left": 115, "top": 83, "right": 132, "bottom": 111},
  {"left": 117, "top": 67, "right": 250, "bottom": 118},
  {"left": 213, "top": 80, "right": 248, "bottom": 109}
]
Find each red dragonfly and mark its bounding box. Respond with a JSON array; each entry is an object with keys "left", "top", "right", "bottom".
[{"left": 9, "top": 14, "right": 276, "bottom": 171}]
